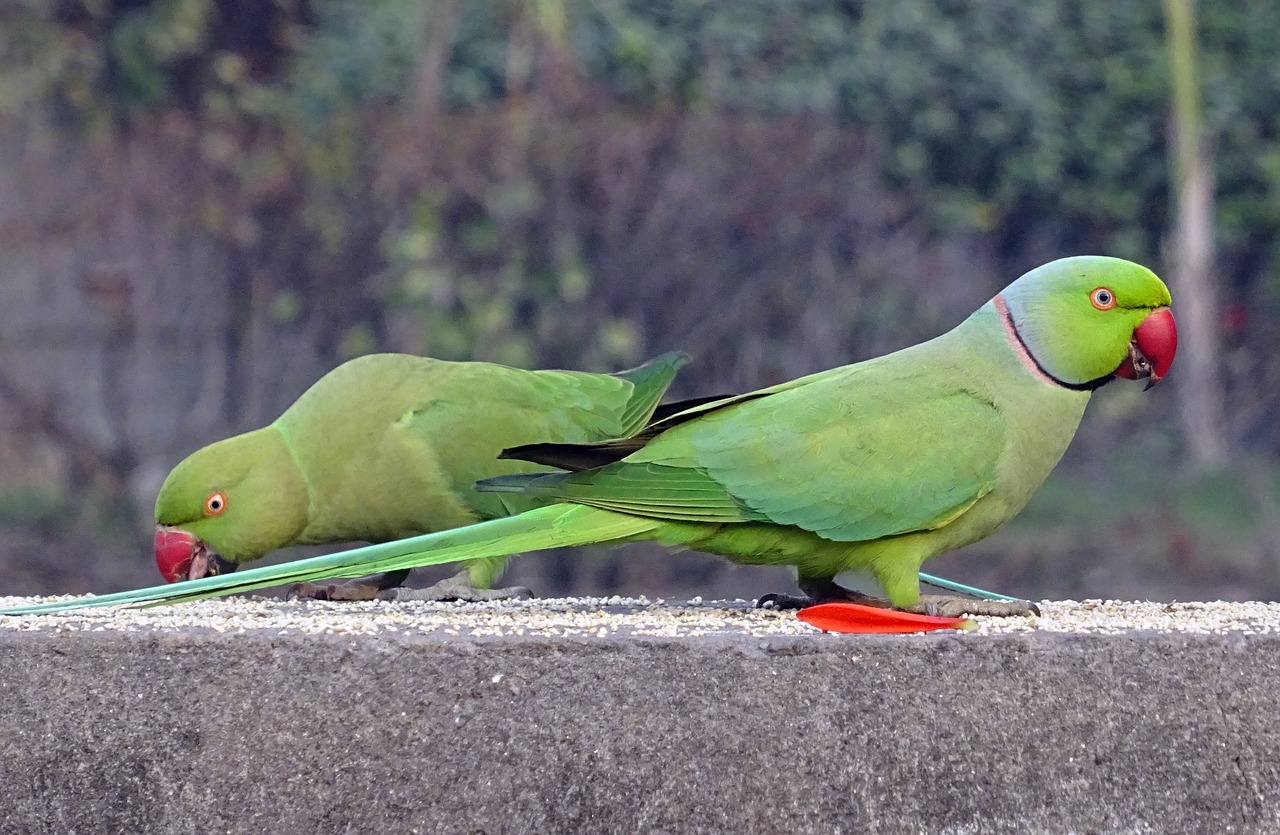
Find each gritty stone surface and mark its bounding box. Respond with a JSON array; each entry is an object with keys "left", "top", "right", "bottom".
[{"left": 0, "top": 597, "right": 1278, "bottom": 834}]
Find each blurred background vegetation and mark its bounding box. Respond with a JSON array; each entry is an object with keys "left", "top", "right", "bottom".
[{"left": 0, "top": 0, "right": 1277, "bottom": 602}]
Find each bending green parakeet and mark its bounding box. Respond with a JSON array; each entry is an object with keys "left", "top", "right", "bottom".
[
  {"left": 3, "top": 256, "right": 1176, "bottom": 617},
  {"left": 150, "top": 350, "right": 694, "bottom": 602}
]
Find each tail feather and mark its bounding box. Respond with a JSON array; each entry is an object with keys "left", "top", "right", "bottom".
[
  {"left": 0, "top": 499, "right": 1017, "bottom": 616},
  {"left": 0, "top": 504, "right": 661, "bottom": 615},
  {"left": 918, "top": 571, "right": 1019, "bottom": 602}
]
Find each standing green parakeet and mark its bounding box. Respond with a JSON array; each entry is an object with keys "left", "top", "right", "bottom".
[
  {"left": 3, "top": 256, "right": 1176, "bottom": 617},
  {"left": 151, "top": 350, "right": 693, "bottom": 602}
]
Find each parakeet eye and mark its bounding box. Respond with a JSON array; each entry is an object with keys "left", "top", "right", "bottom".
[
  {"left": 204, "top": 491, "right": 228, "bottom": 516},
  {"left": 1090, "top": 287, "right": 1116, "bottom": 310}
]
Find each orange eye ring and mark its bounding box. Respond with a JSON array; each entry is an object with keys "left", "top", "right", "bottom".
[
  {"left": 1090, "top": 287, "right": 1116, "bottom": 310},
  {"left": 204, "top": 491, "right": 228, "bottom": 517}
]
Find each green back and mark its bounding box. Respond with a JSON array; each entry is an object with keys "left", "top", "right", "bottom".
[{"left": 274, "top": 352, "right": 687, "bottom": 545}]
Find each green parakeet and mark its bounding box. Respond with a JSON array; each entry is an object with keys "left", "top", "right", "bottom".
[
  {"left": 151, "top": 350, "right": 694, "bottom": 601},
  {"left": 4, "top": 256, "right": 1176, "bottom": 617}
]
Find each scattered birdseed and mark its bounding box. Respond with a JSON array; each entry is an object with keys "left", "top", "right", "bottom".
[{"left": 0, "top": 596, "right": 1277, "bottom": 639}]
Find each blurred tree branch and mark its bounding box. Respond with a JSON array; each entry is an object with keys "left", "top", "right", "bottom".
[
  {"left": 1164, "top": 0, "right": 1226, "bottom": 469},
  {"left": 0, "top": 369, "right": 133, "bottom": 487}
]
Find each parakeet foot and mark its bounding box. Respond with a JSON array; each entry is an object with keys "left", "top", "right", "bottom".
[
  {"left": 755, "top": 593, "right": 810, "bottom": 610},
  {"left": 381, "top": 574, "right": 534, "bottom": 603},
  {"left": 286, "top": 569, "right": 412, "bottom": 602},
  {"left": 287, "top": 578, "right": 385, "bottom": 601},
  {"left": 908, "top": 595, "right": 1040, "bottom": 618},
  {"left": 756, "top": 579, "right": 872, "bottom": 610},
  {"left": 756, "top": 581, "right": 1038, "bottom": 619}
]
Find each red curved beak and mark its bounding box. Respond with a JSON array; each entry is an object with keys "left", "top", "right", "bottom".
[
  {"left": 155, "top": 526, "right": 199, "bottom": 583},
  {"left": 1114, "top": 307, "right": 1177, "bottom": 389}
]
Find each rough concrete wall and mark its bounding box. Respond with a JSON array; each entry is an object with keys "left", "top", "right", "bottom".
[{"left": 0, "top": 630, "right": 1276, "bottom": 834}]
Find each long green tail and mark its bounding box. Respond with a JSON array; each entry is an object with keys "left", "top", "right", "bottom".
[
  {"left": 0, "top": 505, "right": 1015, "bottom": 616},
  {"left": 918, "top": 571, "right": 1019, "bottom": 602},
  {"left": 0, "top": 505, "right": 661, "bottom": 616}
]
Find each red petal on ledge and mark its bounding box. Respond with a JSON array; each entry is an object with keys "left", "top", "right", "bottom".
[{"left": 797, "top": 602, "right": 976, "bottom": 634}]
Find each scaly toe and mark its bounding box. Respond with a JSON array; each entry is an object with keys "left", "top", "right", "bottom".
[{"left": 288, "top": 580, "right": 381, "bottom": 602}]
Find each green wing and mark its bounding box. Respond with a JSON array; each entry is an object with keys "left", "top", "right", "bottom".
[
  {"left": 488, "top": 361, "right": 1005, "bottom": 543},
  {"left": 609, "top": 351, "right": 693, "bottom": 435}
]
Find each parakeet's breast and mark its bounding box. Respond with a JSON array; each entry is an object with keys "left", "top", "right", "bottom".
[{"left": 928, "top": 305, "right": 1092, "bottom": 550}]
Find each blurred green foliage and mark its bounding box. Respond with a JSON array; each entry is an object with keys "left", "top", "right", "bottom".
[
  {"left": 9, "top": 0, "right": 1280, "bottom": 327},
  {"left": 436, "top": 0, "right": 1277, "bottom": 275}
]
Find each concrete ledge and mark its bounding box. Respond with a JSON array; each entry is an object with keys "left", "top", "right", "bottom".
[{"left": 1, "top": 610, "right": 1278, "bottom": 834}]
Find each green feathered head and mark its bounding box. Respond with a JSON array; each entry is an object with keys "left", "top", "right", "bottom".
[
  {"left": 153, "top": 427, "right": 309, "bottom": 582},
  {"left": 998, "top": 256, "right": 1176, "bottom": 389}
]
